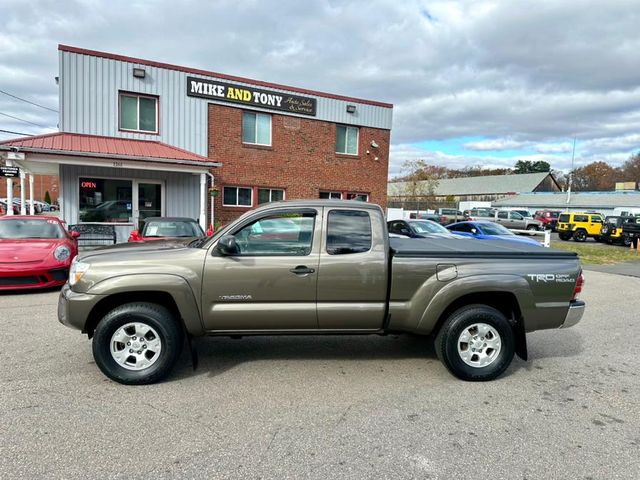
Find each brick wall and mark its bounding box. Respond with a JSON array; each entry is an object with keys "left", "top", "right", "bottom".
[
  {"left": 207, "top": 104, "right": 390, "bottom": 225},
  {"left": 0, "top": 175, "right": 59, "bottom": 203}
]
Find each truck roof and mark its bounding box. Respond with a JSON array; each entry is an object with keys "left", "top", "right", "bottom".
[{"left": 250, "top": 199, "right": 384, "bottom": 212}]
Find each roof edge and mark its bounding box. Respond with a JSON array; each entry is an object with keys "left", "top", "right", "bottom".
[{"left": 58, "top": 44, "right": 394, "bottom": 109}]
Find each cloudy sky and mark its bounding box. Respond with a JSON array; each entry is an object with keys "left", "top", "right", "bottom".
[{"left": 1, "top": 0, "right": 639, "bottom": 176}]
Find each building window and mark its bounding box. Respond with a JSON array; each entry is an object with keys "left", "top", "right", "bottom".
[
  {"left": 223, "top": 186, "right": 253, "bottom": 207},
  {"left": 319, "top": 191, "right": 342, "bottom": 200},
  {"left": 346, "top": 193, "right": 369, "bottom": 202},
  {"left": 336, "top": 125, "right": 358, "bottom": 155},
  {"left": 326, "top": 210, "right": 372, "bottom": 255},
  {"left": 79, "top": 178, "right": 132, "bottom": 223},
  {"left": 257, "top": 188, "right": 285, "bottom": 205},
  {"left": 242, "top": 112, "right": 272, "bottom": 146},
  {"left": 119, "top": 93, "right": 158, "bottom": 133}
]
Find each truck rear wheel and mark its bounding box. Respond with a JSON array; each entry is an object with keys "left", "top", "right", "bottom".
[
  {"left": 435, "top": 305, "right": 515, "bottom": 381},
  {"left": 573, "top": 229, "right": 587, "bottom": 242},
  {"left": 92, "top": 302, "right": 183, "bottom": 385}
]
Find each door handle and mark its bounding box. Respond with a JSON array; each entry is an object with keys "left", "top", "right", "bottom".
[{"left": 290, "top": 265, "right": 315, "bottom": 275}]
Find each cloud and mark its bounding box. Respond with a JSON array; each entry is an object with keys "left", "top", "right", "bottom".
[{"left": 0, "top": 0, "right": 638, "bottom": 168}]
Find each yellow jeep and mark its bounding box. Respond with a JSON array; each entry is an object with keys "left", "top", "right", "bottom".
[{"left": 557, "top": 212, "right": 603, "bottom": 242}]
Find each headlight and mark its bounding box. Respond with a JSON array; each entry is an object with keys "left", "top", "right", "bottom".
[
  {"left": 69, "top": 259, "right": 90, "bottom": 286},
  {"left": 54, "top": 245, "right": 71, "bottom": 261}
]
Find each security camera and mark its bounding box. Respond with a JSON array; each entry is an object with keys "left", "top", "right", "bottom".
[{"left": 370, "top": 140, "right": 379, "bottom": 149}]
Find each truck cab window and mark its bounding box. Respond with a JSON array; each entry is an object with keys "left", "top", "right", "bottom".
[
  {"left": 233, "top": 211, "right": 315, "bottom": 256},
  {"left": 326, "top": 210, "right": 371, "bottom": 255}
]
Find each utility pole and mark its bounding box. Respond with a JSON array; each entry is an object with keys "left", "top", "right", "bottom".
[{"left": 566, "top": 137, "right": 576, "bottom": 207}]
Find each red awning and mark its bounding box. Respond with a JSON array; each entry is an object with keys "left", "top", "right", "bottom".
[{"left": 0, "top": 132, "right": 218, "bottom": 167}]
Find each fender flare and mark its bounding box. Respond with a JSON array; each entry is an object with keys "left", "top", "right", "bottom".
[{"left": 88, "top": 273, "right": 204, "bottom": 335}]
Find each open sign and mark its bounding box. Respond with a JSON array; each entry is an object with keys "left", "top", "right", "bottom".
[{"left": 81, "top": 181, "right": 97, "bottom": 189}]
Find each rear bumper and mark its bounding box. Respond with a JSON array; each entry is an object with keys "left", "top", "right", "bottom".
[{"left": 560, "top": 300, "right": 585, "bottom": 329}]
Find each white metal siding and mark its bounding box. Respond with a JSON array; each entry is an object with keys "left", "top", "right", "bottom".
[{"left": 59, "top": 51, "right": 393, "bottom": 156}]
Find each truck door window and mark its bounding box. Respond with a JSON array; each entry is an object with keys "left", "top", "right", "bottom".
[
  {"left": 233, "top": 211, "right": 315, "bottom": 256},
  {"left": 326, "top": 210, "right": 372, "bottom": 255},
  {"left": 498, "top": 212, "right": 508, "bottom": 219}
]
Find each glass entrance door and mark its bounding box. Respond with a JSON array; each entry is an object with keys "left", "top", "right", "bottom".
[{"left": 135, "top": 182, "right": 163, "bottom": 228}]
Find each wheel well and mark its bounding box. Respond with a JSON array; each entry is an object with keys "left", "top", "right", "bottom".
[
  {"left": 433, "top": 291, "right": 527, "bottom": 360},
  {"left": 84, "top": 291, "right": 182, "bottom": 338}
]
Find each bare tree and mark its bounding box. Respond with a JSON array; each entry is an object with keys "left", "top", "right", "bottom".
[{"left": 397, "top": 159, "right": 439, "bottom": 212}]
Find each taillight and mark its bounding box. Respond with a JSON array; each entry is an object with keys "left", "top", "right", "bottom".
[{"left": 573, "top": 272, "right": 584, "bottom": 300}]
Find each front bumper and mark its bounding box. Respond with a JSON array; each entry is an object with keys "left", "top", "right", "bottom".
[
  {"left": 560, "top": 300, "right": 585, "bottom": 329},
  {"left": 58, "top": 284, "right": 101, "bottom": 332},
  {"left": 0, "top": 265, "right": 70, "bottom": 291}
]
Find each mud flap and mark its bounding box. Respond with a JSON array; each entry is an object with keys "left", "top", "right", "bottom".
[
  {"left": 513, "top": 319, "right": 528, "bottom": 361},
  {"left": 188, "top": 335, "right": 199, "bottom": 370}
]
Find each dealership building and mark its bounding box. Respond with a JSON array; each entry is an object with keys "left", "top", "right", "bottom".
[{"left": 0, "top": 45, "right": 393, "bottom": 241}]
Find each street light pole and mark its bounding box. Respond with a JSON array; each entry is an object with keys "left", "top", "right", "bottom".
[{"left": 566, "top": 137, "right": 576, "bottom": 207}]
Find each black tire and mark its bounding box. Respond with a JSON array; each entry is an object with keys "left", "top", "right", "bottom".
[
  {"left": 558, "top": 232, "right": 571, "bottom": 241},
  {"left": 622, "top": 234, "right": 632, "bottom": 247},
  {"left": 434, "top": 305, "right": 515, "bottom": 381},
  {"left": 573, "top": 229, "right": 587, "bottom": 242},
  {"left": 92, "top": 302, "right": 184, "bottom": 385}
]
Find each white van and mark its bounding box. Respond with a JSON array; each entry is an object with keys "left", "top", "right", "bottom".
[{"left": 613, "top": 207, "right": 640, "bottom": 217}]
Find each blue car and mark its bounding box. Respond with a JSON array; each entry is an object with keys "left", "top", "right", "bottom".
[{"left": 447, "top": 220, "right": 542, "bottom": 247}]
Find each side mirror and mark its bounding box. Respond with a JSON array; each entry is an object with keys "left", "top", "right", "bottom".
[
  {"left": 216, "top": 235, "right": 240, "bottom": 256},
  {"left": 70, "top": 230, "right": 81, "bottom": 239}
]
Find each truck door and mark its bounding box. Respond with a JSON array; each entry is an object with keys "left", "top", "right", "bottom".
[
  {"left": 316, "top": 207, "right": 388, "bottom": 329},
  {"left": 509, "top": 211, "right": 525, "bottom": 229},
  {"left": 201, "top": 208, "right": 321, "bottom": 331},
  {"left": 496, "top": 211, "right": 509, "bottom": 227}
]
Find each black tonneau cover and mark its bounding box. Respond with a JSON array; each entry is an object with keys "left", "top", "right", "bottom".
[{"left": 390, "top": 237, "right": 577, "bottom": 259}]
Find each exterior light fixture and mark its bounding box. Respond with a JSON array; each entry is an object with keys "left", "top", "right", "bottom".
[
  {"left": 346, "top": 104, "right": 356, "bottom": 113},
  {"left": 133, "top": 68, "right": 146, "bottom": 78}
]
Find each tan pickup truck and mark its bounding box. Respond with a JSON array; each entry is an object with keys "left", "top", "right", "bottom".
[{"left": 59, "top": 200, "right": 585, "bottom": 385}]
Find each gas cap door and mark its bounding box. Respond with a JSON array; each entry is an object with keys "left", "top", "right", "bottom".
[{"left": 436, "top": 264, "right": 458, "bottom": 282}]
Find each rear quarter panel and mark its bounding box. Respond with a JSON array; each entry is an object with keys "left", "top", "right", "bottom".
[{"left": 389, "top": 256, "right": 580, "bottom": 334}]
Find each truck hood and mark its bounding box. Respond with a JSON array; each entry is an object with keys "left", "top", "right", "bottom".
[{"left": 79, "top": 238, "right": 195, "bottom": 262}]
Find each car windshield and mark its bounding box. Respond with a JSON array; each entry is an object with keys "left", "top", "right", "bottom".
[
  {"left": 0, "top": 219, "right": 64, "bottom": 239},
  {"left": 479, "top": 222, "right": 513, "bottom": 235},
  {"left": 143, "top": 220, "right": 204, "bottom": 237},
  {"left": 410, "top": 221, "right": 449, "bottom": 234}
]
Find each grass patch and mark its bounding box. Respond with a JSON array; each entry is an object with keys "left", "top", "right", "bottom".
[{"left": 551, "top": 240, "right": 640, "bottom": 265}]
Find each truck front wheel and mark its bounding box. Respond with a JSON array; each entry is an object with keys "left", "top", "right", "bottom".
[
  {"left": 435, "top": 305, "right": 515, "bottom": 381},
  {"left": 92, "top": 302, "right": 184, "bottom": 385}
]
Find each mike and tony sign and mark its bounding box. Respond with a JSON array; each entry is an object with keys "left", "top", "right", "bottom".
[{"left": 186, "top": 76, "right": 317, "bottom": 116}]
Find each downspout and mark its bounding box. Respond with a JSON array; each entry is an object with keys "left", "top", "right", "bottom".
[{"left": 206, "top": 172, "right": 215, "bottom": 231}]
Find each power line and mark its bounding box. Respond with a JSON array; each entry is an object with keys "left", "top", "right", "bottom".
[
  {"left": 0, "top": 111, "right": 53, "bottom": 129},
  {"left": 0, "top": 89, "right": 58, "bottom": 112},
  {"left": 0, "top": 128, "right": 33, "bottom": 136}
]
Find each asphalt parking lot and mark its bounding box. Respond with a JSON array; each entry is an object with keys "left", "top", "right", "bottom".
[{"left": 1, "top": 272, "right": 639, "bottom": 480}]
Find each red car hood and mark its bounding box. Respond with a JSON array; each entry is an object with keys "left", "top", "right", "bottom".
[{"left": 0, "top": 239, "right": 60, "bottom": 263}]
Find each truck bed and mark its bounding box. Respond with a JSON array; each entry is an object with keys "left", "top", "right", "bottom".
[{"left": 390, "top": 237, "right": 577, "bottom": 259}]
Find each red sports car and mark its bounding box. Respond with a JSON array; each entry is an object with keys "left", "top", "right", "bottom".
[{"left": 0, "top": 216, "right": 80, "bottom": 290}]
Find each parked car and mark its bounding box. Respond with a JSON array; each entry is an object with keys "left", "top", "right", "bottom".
[
  {"left": 387, "top": 219, "right": 455, "bottom": 238},
  {"left": 447, "top": 221, "right": 542, "bottom": 247},
  {"left": 59, "top": 200, "right": 584, "bottom": 385},
  {"left": 0, "top": 200, "right": 19, "bottom": 215},
  {"left": 534, "top": 210, "right": 562, "bottom": 231},
  {"left": 465, "top": 207, "right": 495, "bottom": 220},
  {"left": 621, "top": 216, "right": 640, "bottom": 245},
  {"left": 599, "top": 216, "right": 637, "bottom": 246},
  {"left": 408, "top": 212, "right": 444, "bottom": 223},
  {"left": 0, "top": 216, "right": 80, "bottom": 290},
  {"left": 436, "top": 208, "right": 464, "bottom": 225},
  {"left": 128, "top": 217, "right": 206, "bottom": 242},
  {"left": 557, "top": 212, "right": 604, "bottom": 242},
  {"left": 493, "top": 209, "right": 542, "bottom": 233}
]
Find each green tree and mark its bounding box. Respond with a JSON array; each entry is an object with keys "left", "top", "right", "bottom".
[
  {"left": 514, "top": 160, "right": 551, "bottom": 174},
  {"left": 44, "top": 190, "right": 51, "bottom": 204}
]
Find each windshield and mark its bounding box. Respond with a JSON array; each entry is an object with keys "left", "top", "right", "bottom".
[
  {"left": 0, "top": 219, "right": 64, "bottom": 239},
  {"left": 143, "top": 220, "right": 204, "bottom": 237},
  {"left": 549, "top": 212, "right": 560, "bottom": 218},
  {"left": 479, "top": 222, "right": 513, "bottom": 235},
  {"left": 410, "top": 221, "right": 449, "bottom": 234}
]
